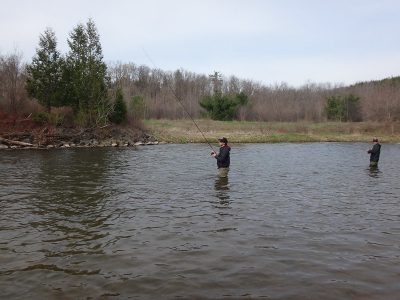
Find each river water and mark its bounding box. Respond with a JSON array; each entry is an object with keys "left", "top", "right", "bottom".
[{"left": 0, "top": 143, "right": 399, "bottom": 299}]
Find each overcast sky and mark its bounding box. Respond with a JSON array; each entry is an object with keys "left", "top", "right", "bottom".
[{"left": 1, "top": 0, "right": 400, "bottom": 87}]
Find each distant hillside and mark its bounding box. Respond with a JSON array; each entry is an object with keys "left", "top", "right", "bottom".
[
  {"left": 350, "top": 76, "right": 400, "bottom": 87},
  {"left": 1, "top": 49, "right": 399, "bottom": 123},
  {"left": 340, "top": 76, "right": 400, "bottom": 122}
]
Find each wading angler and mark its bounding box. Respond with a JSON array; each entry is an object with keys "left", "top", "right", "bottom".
[
  {"left": 211, "top": 137, "right": 230, "bottom": 178},
  {"left": 367, "top": 138, "right": 381, "bottom": 167}
]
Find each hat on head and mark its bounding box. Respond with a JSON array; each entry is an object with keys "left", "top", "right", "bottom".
[
  {"left": 218, "top": 137, "right": 228, "bottom": 144},
  {"left": 373, "top": 138, "right": 379, "bottom": 142}
]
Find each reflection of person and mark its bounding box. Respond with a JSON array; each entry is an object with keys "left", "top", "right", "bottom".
[
  {"left": 367, "top": 138, "right": 381, "bottom": 167},
  {"left": 211, "top": 137, "right": 230, "bottom": 178},
  {"left": 368, "top": 167, "right": 380, "bottom": 178},
  {"left": 214, "top": 176, "right": 230, "bottom": 203}
]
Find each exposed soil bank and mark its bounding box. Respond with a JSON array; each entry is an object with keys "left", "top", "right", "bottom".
[{"left": 0, "top": 115, "right": 159, "bottom": 150}]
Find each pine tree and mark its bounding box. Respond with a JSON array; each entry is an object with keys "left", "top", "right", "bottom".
[
  {"left": 110, "top": 88, "right": 127, "bottom": 124},
  {"left": 325, "top": 94, "right": 361, "bottom": 122},
  {"left": 64, "top": 23, "right": 90, "bottom": 114},
  {"left": 64, "top": 19, "right": 109, "bottom": 125},
  {"left": 200, "top": 92, "right": 248, "bottom": 120},
  {"left": 26, "top": 28, "right": 63, "bottom": 111}
]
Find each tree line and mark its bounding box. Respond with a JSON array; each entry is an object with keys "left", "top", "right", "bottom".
[
  {"left": 1, "top": 19, "right": 400, "bottom": 125},
  {"left": 106, "top": 63, "right": 400, "bottom": 122}
]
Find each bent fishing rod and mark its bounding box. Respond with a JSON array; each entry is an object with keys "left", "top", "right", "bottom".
[{"left": 142, "top": 48, "right": 216, "bottom": 153}]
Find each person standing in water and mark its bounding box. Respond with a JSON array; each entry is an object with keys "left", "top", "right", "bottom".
[
  {"left": 211, "top": 137, "right": 230, "bottom": 178},
  {"left": 367, "top": 138, "right": 381, "bottom": 167}
]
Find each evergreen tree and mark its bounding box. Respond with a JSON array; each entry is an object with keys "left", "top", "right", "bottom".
[
  {"left": 325, "top": 94, "right": 361, "bottom": 121},
  {"left": 64, "top": 19, "right": 109, "bottom": 125},
  {"left": 200, "top": 92, "right": 248, "bottom": 120},
  {"left": 26, "top": 28, "right": 63, "bottom": 111},
  {"left": 110, "top": 88, "right": 127, "bottom": 124},
  {"left": 326, "top": 96, "right": 344, "bottom": 121},
  {"left": 64, "top": 23, "right": 87, "bottom": 113}
]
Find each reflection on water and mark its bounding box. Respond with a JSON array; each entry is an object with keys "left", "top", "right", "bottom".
[
  {"left": 368, "top": 165, "right": 381, "bottom": 178},
  {"left": 0, "top": 150, "right": 114, "bottom": 294},
  {"left": 214, "top": 176, "right": 230, "bottom": 204},
  {"left": 1, "top": 144, "right": 400, "bottom": 299},
  {"left": 32, "top": 150, "right": 111, "bottom": 259}
]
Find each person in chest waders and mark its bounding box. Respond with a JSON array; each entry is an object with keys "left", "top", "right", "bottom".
[
  {"left": 211, "top": 137, "right": 230, "bottom": 178},
  {"left": 367, "top": 138, "right": 381, "bottom": 167}
]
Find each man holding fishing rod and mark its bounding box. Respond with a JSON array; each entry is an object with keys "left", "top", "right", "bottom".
[{"left": 211, "top": 137, "right": 231, "bottom": 178}]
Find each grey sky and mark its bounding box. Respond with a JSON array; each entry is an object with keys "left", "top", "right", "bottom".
[{"left": 1, "top": 0, "right": 399, "bottom": 86}]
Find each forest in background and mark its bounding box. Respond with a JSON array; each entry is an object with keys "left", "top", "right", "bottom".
[
  {"left": 3, "top": 53, "right": 400, "bottom": 124},
  {"left": 106, "top": 64, "right": 400, "bottom": 122},
  {"left": 1, "top": 19, "right": 400, "bottom": 126}
]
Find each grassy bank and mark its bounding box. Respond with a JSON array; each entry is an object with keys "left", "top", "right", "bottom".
[{"left": 144, "top": 119, "right": 400, "bottom": 143}]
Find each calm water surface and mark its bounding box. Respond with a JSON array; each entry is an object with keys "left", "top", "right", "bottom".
[{"left": 1, "top": 143, "right": 399, "bottom": 299}]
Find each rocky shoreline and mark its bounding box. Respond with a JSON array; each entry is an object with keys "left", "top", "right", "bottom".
[{"left": 0, "top": 126, "right": 161, "bottom": 150}]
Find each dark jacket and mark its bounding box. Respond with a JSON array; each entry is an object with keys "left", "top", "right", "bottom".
[
  {"left": 368, "top": 143, "right": 381, "bottom": 162},
  {"left": 216, "top": 145, "right": 230, "bottom": 168}
]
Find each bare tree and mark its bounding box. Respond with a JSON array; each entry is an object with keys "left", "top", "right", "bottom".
[
  {"left": 0, "top": 50, "right": 28, "bottom": 114},
  {"left": 105, "top": 61, "right": 400, "bottom": 122}
]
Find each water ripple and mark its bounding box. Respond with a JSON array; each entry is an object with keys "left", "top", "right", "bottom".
[{"left": 1, "top": 144, "right": 400, "bottom": 299}]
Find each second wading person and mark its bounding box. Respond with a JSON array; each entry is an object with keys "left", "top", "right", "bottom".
[
  {"left": 368, "top": 138, "right": 381, "bottom": 167},
  {"left": 211, "top": 137, "right": 230, "bottom": 178}
]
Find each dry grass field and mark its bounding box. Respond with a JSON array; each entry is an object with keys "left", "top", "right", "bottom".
[{"left": 144, "top": 119, "right": 400, "bottom": 143}]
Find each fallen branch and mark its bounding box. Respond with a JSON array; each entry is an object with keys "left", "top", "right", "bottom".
[{"left": 0, "top": 136, "right": 34, "bottom": 147}]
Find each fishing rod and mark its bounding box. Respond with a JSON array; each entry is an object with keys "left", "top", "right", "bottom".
[{"left": 142, "top": 48, "right": 216, "bottom": 153}]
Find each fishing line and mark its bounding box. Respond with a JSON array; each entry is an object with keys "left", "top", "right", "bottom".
[{"left": 141, "top": 48, "right": 216, "bottom": 153}]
